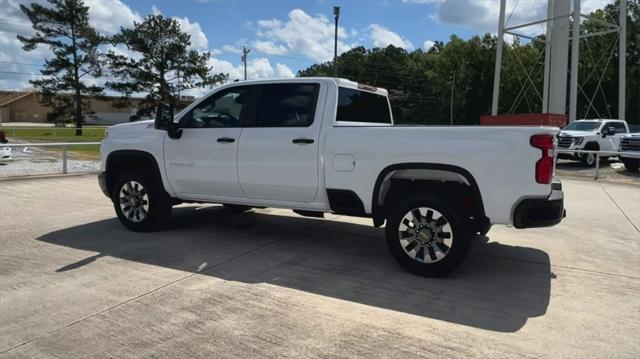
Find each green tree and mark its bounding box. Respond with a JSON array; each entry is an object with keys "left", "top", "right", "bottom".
[
  {"left": 18, "top": 0, "right": 103, "bottom": 135},
  {"left": 299, "top": 2, "right": 639, "bottom": 126},
  {"left": 107, "top": 15, "right": 228, "bottom": 120}
]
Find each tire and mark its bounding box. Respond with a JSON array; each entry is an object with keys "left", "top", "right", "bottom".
[
  {"left": 112, "top": 170, "right": 172, "bottom": 232},
  {"left": 385, "top": 196, "right": 471, "bottom": 277},
  {"left": 222, "top": 204, "right": 252, "bottom": 213},
  {"left": 580, "top": 152, "right": 597, "bottom": 167},
  {"left": 478, "top": 224, "right": 492, "bottom": 236},
  {"left": 622, "top": 158, "right": 640, "bottom": 172}
]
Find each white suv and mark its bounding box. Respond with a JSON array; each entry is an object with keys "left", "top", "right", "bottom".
[{"left": 557, "top": 119, "right": 629, "bottom": 166}]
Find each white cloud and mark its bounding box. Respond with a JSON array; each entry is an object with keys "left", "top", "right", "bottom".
[
  {"left": 221, "top": 44, "right": 242, "bottom": 54},
  {"left": 275, "top": 63, "right": 295, "bottom": 78},
  {"left": 0, "top": 0, "right": 51, "bottom": 90},
  {"left": 582, "top": 1, "right": 615, "bottom": 15},
  {"left": 85, "top": 0, "right": 142, "bottom": 34},
  {"left": 413, "top": 0, "right": 614, "bottom": 36},
  {"left": 207, "top": 57, "right": 280, "bottom": 82},
  {"left": 423, "top": 40, "right": 435, "bottom": 50},
  {"left": 174, "top": 17, "right": 208, "bottom": 50},
  {"left": 252, "top": 40, "right": 288, "bottom": 56},
  {"left": 369, "top": 24, "right": 414, "bottom": 49},
  {"left": 173, "top": 57, "right": 297, "bottom": 98},
  {"left": 148, "top": 5, "right": 208, "bottom": 51},
  {"left": 255, "top": 9, "right": 354, "bottom": 62},
  {"left": 257, "top": 19, "right": 283, "bottom": 29}
]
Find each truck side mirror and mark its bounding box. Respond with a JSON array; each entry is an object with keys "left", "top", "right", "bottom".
[
  {"left": 156, "top": 102, "right": 182, "bottom": 139},
  {"left": 155, "top": 102, "right": 174, "bottom": 130},
  {"left": 601, "top": 126, "right": 615, "bottom": 138}
]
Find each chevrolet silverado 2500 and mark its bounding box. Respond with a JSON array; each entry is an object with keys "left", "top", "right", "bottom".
[{"left": 99, "top": 78, "right": 565, "bottom": 277}]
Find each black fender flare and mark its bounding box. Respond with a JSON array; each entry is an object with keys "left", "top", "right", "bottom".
[
  {"left": 105, "top": 150, "right": 164, "bottom": 196},
  {"left": 371, "top": 163, "right": 487, "bottom": 228}
]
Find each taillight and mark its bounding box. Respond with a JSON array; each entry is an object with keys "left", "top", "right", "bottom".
[{"left": 530, "top": 134, "right": 555, "bottom": 184}]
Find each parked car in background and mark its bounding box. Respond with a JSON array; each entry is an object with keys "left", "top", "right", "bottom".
[
  {"left": 0, "top": 147, "right": 11, "bottom": 163},
  {"left": 619, "top": 133, "right": 640, "bottom": 172},
  {"left": 557, "top": 119, "right": 629, "bottom": 166}
]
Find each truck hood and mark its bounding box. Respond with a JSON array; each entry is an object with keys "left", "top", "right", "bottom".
[
  {"left": 108, "top": 120, "right": 155, "bottom": 132},
  {"left": 559, "top": 130, "right": 596, "bottom": 137}
]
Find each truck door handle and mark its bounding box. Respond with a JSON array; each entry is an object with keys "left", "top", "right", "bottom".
[
  {"left": 292, "top": 138, "right": 314, "bottom": 145},
  {"left": 217, "top": 137, "right": 235, "bottom": 143}
]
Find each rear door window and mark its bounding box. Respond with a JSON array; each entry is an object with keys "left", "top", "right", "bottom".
[
  {"left": 252, "top": 83, "right": 319, "bottom": 127},
  {"left": 336, "top": 87, "right": 391, "bottom": 124}
]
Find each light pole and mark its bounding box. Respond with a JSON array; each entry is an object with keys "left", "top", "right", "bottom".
[{"left": 333, "top": 6, "right": 340, "bottom": 78}]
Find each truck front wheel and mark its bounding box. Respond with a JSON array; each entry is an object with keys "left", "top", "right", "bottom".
[
  {"left": 385, "top": 196, "right": 471, "bottom": 277},
  {"left": 112, "top": 171, "right": 172, "bottom": 231},
  {"left": 580, "top": 152, "right": 597, "bottom": 167}
]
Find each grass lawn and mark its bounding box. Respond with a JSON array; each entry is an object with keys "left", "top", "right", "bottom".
[{"left": 1, "top": 126, "right": 106, "bottom": 159}]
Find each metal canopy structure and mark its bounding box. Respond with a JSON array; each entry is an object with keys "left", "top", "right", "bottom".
[{"left": 491, "top": 0, "right": 627, "bottom": 122}]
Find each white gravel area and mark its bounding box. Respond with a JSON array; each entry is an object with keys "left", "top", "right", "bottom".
[{"left": 0, "top": 145, "right": 100, "bottom": 178}]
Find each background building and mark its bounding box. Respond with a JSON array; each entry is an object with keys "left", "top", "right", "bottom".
[{"left": 0, "top": 91, "right": 195, "bottom": 125}]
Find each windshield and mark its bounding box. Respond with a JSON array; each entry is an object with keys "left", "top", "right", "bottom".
[{"left": 563, "top": 122, "right": 600, "bottom": 131}]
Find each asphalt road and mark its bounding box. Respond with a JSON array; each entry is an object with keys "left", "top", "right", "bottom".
[{"left": 0, "top": 175, "right": 638, "bottom": 358}]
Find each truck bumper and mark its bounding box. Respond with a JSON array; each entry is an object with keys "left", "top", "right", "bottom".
[
  {"left": 557, "top": 152, "right": 576, "bottom": 160},
  {"left": 98, "top": 172, "right": 109, "bottom": 198},
  {"left": 513, "top": 181, "right": 565, "bottom": 229}
]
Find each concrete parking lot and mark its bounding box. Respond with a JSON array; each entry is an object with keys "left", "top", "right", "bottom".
[{"left": 0, "top": 175, "right": 638, "bottom": 358}]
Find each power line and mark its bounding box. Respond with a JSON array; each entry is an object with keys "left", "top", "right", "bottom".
[{"left": 0, "top": 61, "right": 43, "bottom": 67}]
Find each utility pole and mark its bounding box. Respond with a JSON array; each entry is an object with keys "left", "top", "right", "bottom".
[
  {"left": 241, "top": 47, "right": 251, "bottom": 81},
  {"left": 619, "top": 0, "right": 626, "bottom": 120},
  {"left": 542, "top": 0, "right": 553, "bottom": 113},
  {"left": 491, "top": 0, "right": 506, "bottom": 115},
  {"left": 450, "top": 71, "right": 456, "bottom": 125},
  {"left": 333, "top": 6, "right": 340, "bottom": 78},
  {"left": 569, "top": 0, "right": 580, "bottom": 122}
]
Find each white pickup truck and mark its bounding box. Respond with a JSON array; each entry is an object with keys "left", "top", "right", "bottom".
[
  {"left": 99, "top": 78, "right": 565, "bottom": 277},
  {"left": 619, "top": 133, "right": 640, "bottom": 172},
  {"left": 557, "top": 119, "right": 630, "bottom": 166}
]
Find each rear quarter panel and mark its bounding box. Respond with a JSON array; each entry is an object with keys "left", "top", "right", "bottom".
[{"left": 323, "top": 126, "right": 559, "bottom": 224}]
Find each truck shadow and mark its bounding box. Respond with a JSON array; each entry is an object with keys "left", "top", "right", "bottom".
[{"left": 37, "top": 205, "right": 553, "bottom": 333}]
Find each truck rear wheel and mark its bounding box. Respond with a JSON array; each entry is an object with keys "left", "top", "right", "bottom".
[
  {"left": 385, "top": 196, "right": 471, "bottom": 277},
  {"left": 112, "top": 170, "right": 172, "bottom": 231}
]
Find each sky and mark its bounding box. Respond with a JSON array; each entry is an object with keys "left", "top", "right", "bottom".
[{"left": 0, "top": 0, "right": 614, "bottom": 96}]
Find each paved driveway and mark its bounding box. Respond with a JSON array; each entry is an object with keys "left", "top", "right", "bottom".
[{"left": 1, "top": 175, "right": 638, "bottom": 358}]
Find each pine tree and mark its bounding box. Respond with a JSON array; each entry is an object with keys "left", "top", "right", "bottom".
[
  {"left": 18, "top": 0, "right": 103, "bottom": 135},
  {"left": 107, "top": 15, "right": 227, "bottom": 120}
]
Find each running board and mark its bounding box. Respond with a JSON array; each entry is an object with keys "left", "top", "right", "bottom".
[{"left": 292, "top": 210, "right": 325, "bottom": 218}]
